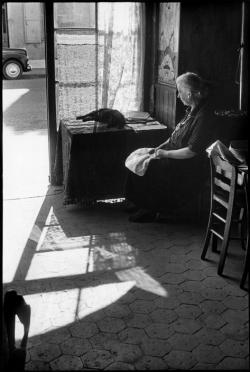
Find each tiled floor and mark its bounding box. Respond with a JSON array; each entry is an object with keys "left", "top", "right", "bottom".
[{"left": 3, "top": 191, "right": 249, "bottom": 370}]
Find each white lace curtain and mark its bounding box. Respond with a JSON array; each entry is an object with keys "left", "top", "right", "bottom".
[
  {"left": 55, "top": 2, "right": 145, "bottom": 122},
  {"left": 97, "top": 2, "right": 146, "bottom": 113}
]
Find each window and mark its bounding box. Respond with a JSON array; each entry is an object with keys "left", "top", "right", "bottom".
[{"left": 54, "top": 2, "right": 145, "bottom": 126}]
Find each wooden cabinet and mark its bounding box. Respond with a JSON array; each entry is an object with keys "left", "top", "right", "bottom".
[{"left": 152, "top": 2, "right": 242, "bottom": 129}]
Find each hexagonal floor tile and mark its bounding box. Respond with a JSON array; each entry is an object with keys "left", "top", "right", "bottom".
[
  {"left": 215, "top": 356, "right": 249, "bottom": 370},
  {"left": 81, "top": 349, "right": 114, "bottom": 369},
  {"left": 50, "top": 355, "right": 83, "bottom": 370},
  {"left": 108, "top": 342, "right": 142, "bottom": 363},
  {"left": 104, "top": 303, "right": 131, "bottom": 318},
  {"left": 192, "top": 344, "right": 224, "bottom": 364},
  {"left": 129, "top": 300, "right": 155, "bottom": 314},
  {"left": 160, "top": 273, "right": 186, "bottom": 285},
  {"left": 220, "top": 322, "right": 249, "bottom": 341},
  {"left": 104, "top": 361, "right": 135, "bottom": 370},
  {"left": 163, "top": 350, "right": 197, "bottom": 369},
  {"left": 145, "top": 323, "right": 175, "bottom": 339},
  {"left": 125, "top": 313, "right": 151, "bottom": 328},
  {"left": 167, "top": 333, "right": 199, "bottom": 351},
  {"left": 219, "top": 339, "right": 249, "bottom": 358},
  {"left": 132, "top": 289, "right": 159, "bottom": 301},
  {"left": 224, "top": 284, "right": 248, "bottom": 297},
  {"left": 135, "top": 355, "right": 168, "bottom": 370},
  {"left": 141, "top": 337, "right": 172, "bottom": 357},
  {"left": 194, "top": 328, "right": 226, "bottom": 346},
  {"left": 162, "top": 262, "right": 188, "bottom": 274},
  {"left": 175, "top": 304, "right": 202, "bottom": 319},
  {"left": 178, "top": 291, "right": 204, "bottom": 305},
  {"left": 199, "top": 314, "right": 226, "bottom": 330},
  {"left": 154, "top": 296, "right": 181, "bottom": 310},
  {"left": 222, "top": 296, "right": 249, "bottom": 310},
  {"left": 199, "top": 299, "right": 226, "bottom": 315},
  {"left": 25, "top": 360, "right": 51, "bottom": 370},
  {"left": 60, "top": 337, "right": 92, "bottom": 356},
  {"left": 89, "top": 332, "right": 118, "bottom": 351},
  {"left": 118, "top": 327, "right": 147, "bottom": 344},
  {"left": 70, "top": 321, "right": 98, "bottom": 338},
  {"left": 173, "top": 318, "right": 203, "bottom": 334},
  {"left": 97, "top": 317, "right": 126, "bottom": 333},
  {"left": 29, "top": 343, "right": 61, "bottom": 362},
  {"left": 221, "top": 309, "right": 248, "bottom": 324},
  {"left": 185, "top": 259, "right": 208, "bottom": 270},
  {"left": 40, "top": 327, "right": 71, "bottom": 345},
  {"left": 183, "top": 270, "right": 206, "bottom": 281},
  {"left": 180, "top": 280, "right": 204, "bottom": 293},
  {"left": 202, "top": 287, "right": 228, "bottom": 301},
  {"left": 202, "top": 276, "right": 227, "bottom": 289},
  {"left": 191, "top": 362, "right": 217, "bottom": 370},
  {"left": 150, "top": 308, "right": 178, "bottom": 324}
]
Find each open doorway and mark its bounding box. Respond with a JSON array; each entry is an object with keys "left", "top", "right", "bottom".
[{"left": 2, "top": 2, "right": 49, "bottom": 283}]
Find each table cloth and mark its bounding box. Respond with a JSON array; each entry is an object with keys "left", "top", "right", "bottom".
[{"left": 54, "top": 119, "right": 168, "bottom": 205}]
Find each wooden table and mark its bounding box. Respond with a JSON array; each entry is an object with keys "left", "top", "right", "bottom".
[{"left": 54, "top": 119, "right": 169, "bottom": 205}]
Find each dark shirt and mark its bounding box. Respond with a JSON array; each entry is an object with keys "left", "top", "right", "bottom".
[{"left": 165, "top": 99, "right": 217, "bottom": 154}]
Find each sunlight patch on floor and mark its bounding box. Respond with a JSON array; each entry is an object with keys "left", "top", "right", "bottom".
[
  {"left": 116, "top": 266, "right": 168, "bottom": 297},
  {"left": 15, "top": 281, "right": 135, "bottom": 340},
  {"left": 25, "top": 248, "right": 92, "bottom": 280},
  {"left": 3, "top": 197, "right": 47, "bottom": 284},
  {"left": 3, "top": 88, "right": 29, "bottom": 112}
]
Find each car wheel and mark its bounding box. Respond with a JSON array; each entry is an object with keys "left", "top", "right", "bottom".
[{"left": 3, "top": 60, "right": 23, "bottom": 80}]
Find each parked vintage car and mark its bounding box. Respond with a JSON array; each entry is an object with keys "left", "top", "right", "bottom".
[{"left": 2, "top": 47, "right": 32, "bottom": 79}]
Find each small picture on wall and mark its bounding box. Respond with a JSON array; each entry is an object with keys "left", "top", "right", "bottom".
[{"left": 158, "top": 2, "right": 180, "bottom": 85}]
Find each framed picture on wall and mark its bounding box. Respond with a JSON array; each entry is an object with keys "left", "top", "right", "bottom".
[{"left": 158, "top": 2, "right": 180, "bottom": 85}]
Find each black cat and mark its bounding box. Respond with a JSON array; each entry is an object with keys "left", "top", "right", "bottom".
[{"left": 76, "top": 108, "right": 126, "bottom": 128}]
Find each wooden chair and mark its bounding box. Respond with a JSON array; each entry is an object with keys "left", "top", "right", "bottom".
[
  {"left": 201, "top": 152, "right": 248, "bottom": 286},
  {"left": 239, "top": 167, "right": 249, "bottom": 289},
  {"left": 3, "top": 290, "right": 31, "bottom": 372}
]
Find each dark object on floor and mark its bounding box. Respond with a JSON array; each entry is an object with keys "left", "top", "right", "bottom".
[
  {"left": 76, "top": 108, "right": 126, "bottom": 128},
  {"left": 201, "top": 151, "right": 248, "bottom": 289},
  {"left": 3, "top": 290, "right": 31, "bottom": 371},
  {"left": 129, "top": 208, "right": 157, "bottom": 222}
]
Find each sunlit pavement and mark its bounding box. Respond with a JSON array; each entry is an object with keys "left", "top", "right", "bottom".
[
  {"left": 3, "top": 77, "right": 49, "bottom": 283},
  {"left": 3, "top": 78, "right": 249, "bottom": 370}
]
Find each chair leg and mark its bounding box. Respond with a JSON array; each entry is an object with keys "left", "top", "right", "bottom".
[
  {"left": 217, "top": 222, "right": 232, "bottom": 275},
  {"left": 240, "top": 204, "right": 249, "bottom": 289},
  {"left": 239, "top": 207, "right": 246, "bottom": 251},
  {"left": 212, "top": 234, "right": 219, "bottom": 253},
  {"left": 201, "top": 203, "right": 214, "bottom": 260},
  {"left": 201, "top": 230, "right": 212, "bottom": 260},
  {"left": 240, "top": 242, "right": 249, "bottom": 289}
]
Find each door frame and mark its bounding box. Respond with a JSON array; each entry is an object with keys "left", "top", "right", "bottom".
[
  {"left": 2, "top": 3, "right": 9, "bottom": 47},
  {"left": 43, "top": 2, "right": 57, "bottom": 184}
]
